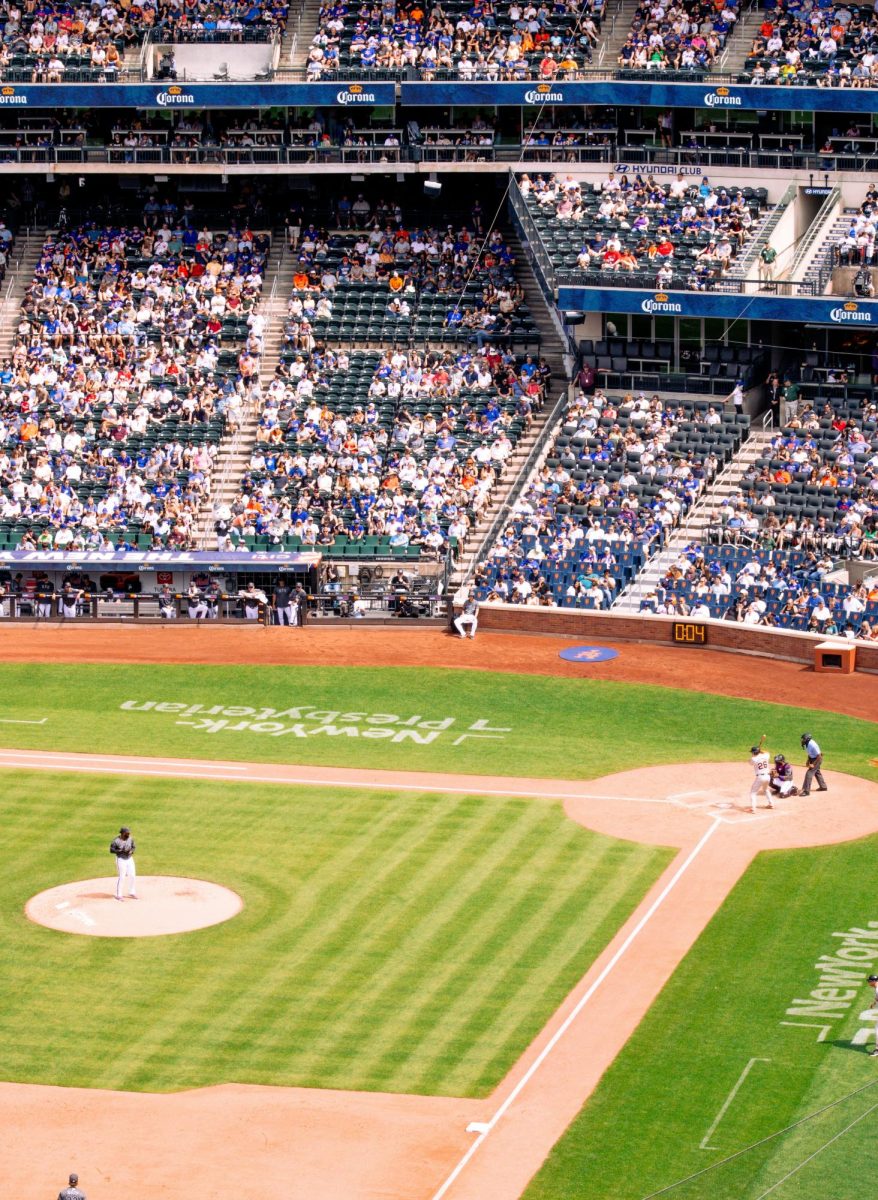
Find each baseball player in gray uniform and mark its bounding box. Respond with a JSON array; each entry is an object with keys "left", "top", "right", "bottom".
[
  {"left": 109, "top": 826, "right": 137, "bottom": 900},
  {"left": 58, "top": 1173, "right": 86, "bottom": 1200}
]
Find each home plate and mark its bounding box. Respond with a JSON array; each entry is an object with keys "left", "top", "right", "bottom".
[{"left": 25, "top": 876, "right": 243, "bottom": 938}]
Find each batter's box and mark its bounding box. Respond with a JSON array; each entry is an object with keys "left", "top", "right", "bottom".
[{"left": 667, "top": 787, "right": 781, "bottom": 817}]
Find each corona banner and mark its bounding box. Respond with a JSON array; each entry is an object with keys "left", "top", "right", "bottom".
[{"left": 555, "top": 288, "right": 878, "bottom": 324}]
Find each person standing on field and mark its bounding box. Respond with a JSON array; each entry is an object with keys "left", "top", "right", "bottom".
[
  {"left": 58, "top": 1173, "right": 86, "bottom": 1200},
  {"left": 866, "top": 975, "right": 878, "bottom": 1056},
  {"left": 748, "top": 735, "right": 774, "bottom": 813},
  {"left": 800, "top": 732, "right": 828, "bottom": 795},
  {"left": 109, "top": 826, "right": 137, "bottom": 900}
]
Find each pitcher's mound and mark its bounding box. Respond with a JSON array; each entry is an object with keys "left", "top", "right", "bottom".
[{"left": 25, "top": 876, "right": 243, "bottom": 938}]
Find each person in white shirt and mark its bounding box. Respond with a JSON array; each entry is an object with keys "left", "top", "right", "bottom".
[{"left": 749, "top": 735, "right": 774, "bottom": 813}]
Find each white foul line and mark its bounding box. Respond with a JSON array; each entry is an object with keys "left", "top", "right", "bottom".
[
  {"left": 700, "top": 1058, "right": 771, "bottom": 1150},
  {"left": 0, "top": 755, "right": 696, "bottom": 803},
  {"left": 0, "top": 717, "right": 47, "bottom": 725},
  {"left": 429, "top": 816, "right": 725, "bottom": 1200},
  {"left": 0, "top": 750, "right": 247, "bottom": 770}
]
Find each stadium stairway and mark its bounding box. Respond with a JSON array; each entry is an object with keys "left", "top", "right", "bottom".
[
  {"left": 719, "top": 1, "right": 764, "bottom": 77},
  {"left": 287, "top": 0, "right": 324, "bottom": 70},
  {"left": 802, "top": 210, "right": 860, "bottom": 296},
  {"left": 594, "top": 0, "right": 644, "bottom": 68},
  {"left": 196, "top": 230, "right": 292, "bottom": 548},
  {"left": 610, "top": 424, "right": 776, "bottom": 613},
  {"left": 0, "top": 226, "right": 49, "bottom": 362}
]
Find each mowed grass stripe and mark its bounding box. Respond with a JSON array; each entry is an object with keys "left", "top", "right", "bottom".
[
  {"left": 428, "top": 844, "right": 670, "bottom": 1097},
  {"left": 352, "top": 826, "right": 619, "bottom": 1086},
  {"left": 106, "top": 792, "right": 475, "bottom": 1090},
  {"left": 198, "top": 794, "right": 517, "bottom": 1087},
  {"left": 306, "top": 800, "right": 570, "bottom": 1089}
]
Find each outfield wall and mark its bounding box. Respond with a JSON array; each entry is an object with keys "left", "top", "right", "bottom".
[{"left": 477, "top": 604, "right": 878, "bottom": 674}]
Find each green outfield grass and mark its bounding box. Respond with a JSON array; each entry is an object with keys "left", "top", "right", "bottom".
[
  {"left": 524, "top": 835, "right": 878, "bottom": 1200},
  {"left": 0, "top": 770, "right": 671, "bottom": 1095},
  {"left": 0, "top": 664, "right": 874, "bottom": 782}
]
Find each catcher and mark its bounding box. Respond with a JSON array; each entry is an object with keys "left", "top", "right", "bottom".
[{"left": 769, "top": 754, "right": 799, "bottom": 798}]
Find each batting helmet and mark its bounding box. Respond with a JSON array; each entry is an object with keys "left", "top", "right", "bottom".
[
  {"left": 750, "top": 746, "right": 760, "bottom": 754},
  {"left": 869, "top": 976, "right": 878, "bottom": 984},
  {"left": 120, "top": 826, "right": 130, "bottom": 836}
]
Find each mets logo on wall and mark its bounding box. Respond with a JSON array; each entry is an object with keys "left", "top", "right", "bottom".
[
  {"left": 336, "top": 83, "right": 377, "bottom": 104},
  {"left": 0, "top": 86, "right": 27, "bottom": 105},
  {"left": 829, "top": 301, "right": 873, "bottom": 323},
  {"left": 524, "top": 81, "right": 564, "bottom": 102}
]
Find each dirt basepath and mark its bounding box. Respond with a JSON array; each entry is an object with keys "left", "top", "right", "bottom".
[
  {"left": 3, "top": 751, "right": 878, "bottom": 1200},
  {"left": 3, "top": 623, "right": 878, "bottom": 722}
]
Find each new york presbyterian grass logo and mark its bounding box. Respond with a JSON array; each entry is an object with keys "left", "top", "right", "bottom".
[
  {"left": 0, "top": 86, "right": 27, "bottom": 105},
  {"left": 524, "top": 81, "right": 564, "bottom": 103},
  {"left": 156, "top": 84, "right": 195, "bottom": 106},
  {"left": 641, "top": 292, "right": 682, "bottom": 314},
  {"left": 704, "top": 85, "right": 741, "bottom": 107},
  {"left": 830, "top": 301, "right": 873, "bottom": 323},
  {"left": 336, "top": 83, "right": 377, "bottom": 104}
]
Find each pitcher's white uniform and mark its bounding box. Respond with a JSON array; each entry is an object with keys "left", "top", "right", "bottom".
[
  {"left": 109, "top": 829, "right": 137, "bottom": 900},
  {"left": 749, "top": 750, "right": 773, "bottom": 811}
]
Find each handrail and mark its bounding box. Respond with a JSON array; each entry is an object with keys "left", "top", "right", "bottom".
[
  {"left": 730, "top": 182, "right": 797, "bottom": 283},
  {"left": 459, "top": 387, "right": 569, "bottom": 588},
  {"left": 508, "top": 171, "right": 555, "bottom": 294},
  {"left": 786, "top": 185, "right": 841, "bottom": 282}
]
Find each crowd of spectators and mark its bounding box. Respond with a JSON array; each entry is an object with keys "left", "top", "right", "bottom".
[
  {"left": 306, "top": 0, "right": 603, "bottom": 81},
  {"left": 148, "top": 0, "right": 289, "bottom": 42},
  {"left": 743, "top": 0, "right": 878, "bottom": 86},
  {"left": 521, "top": 171, "right": 759, "bottom": 289},
  {"left": 638, "top": 394, "right": 878, "bottom": 637},
  {"left": 213, "top": 343, "right": 547, "bottom": 555},
  {"left": 281, "top": 199, "right": 541, "bottom": 347},
  {"left": 472, "top": 386, "right": 726, "bottom": 608},
  {"left": 649, "top": 544, "right": 878, "bottom": 638},
  {"left": 0, "top": 0, "right": 136, "bottom": 81},
  {"left": 0, "top": 214, "right": 268, "bottom": 552},
  {"left": 616, "top": 0, "right": 739, "bottom": 72}
]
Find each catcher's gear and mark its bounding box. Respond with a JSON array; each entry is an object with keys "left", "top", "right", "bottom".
[{"left": 774, "top": 754, "right": 786, "bottom": 764}]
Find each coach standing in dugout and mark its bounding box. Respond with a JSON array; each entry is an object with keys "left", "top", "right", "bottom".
[
  {"left": 273, "top": 578, "right": 295, "bottom": 626},
  {"left": 58, "top": 1173, "right": 86, "bottom": 1200},
  {"left": 800, "top": 732, "right": 828, "bottom": 796}
]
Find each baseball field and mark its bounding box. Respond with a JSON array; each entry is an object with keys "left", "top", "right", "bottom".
[{"left": 1, "top": 627, "right": 877, "bottom": 1200}]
